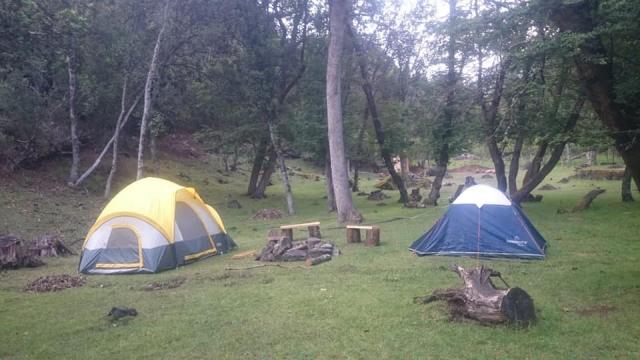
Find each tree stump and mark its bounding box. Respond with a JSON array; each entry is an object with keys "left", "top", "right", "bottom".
[
  {"left": 572, "top": 189, "right": 606, "bottom": 212},
  {"left": 346, "top": 228, "right": 361, "bottom": 243},
  {"left": 414, "top": 265, "right": 536, "bottom": 327},
  {"left": 364, "top": 227, "right": 380, "bottom": 247},
  {"left": 308, "top": 225, "right": 321, "bottom": 238}
]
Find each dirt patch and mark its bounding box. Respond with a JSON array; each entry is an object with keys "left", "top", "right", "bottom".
[
  {"left": 142, "top": 276, "right": 186, "bottom": 291},
  {"left": 251, "top": 208, "right": 284, "bottom": 220},
  {"left": 575, "top": 304, "right": 617, "bottom": 317},
  {"left": 539, "top": 184, "right": 559, "bottom": 191},
  {"left": 158, "top": 133, "right": 206, "bottom": 159},
  {"left": 448, "top": 165, "right": 493, "bottom": 173},
  {"left": 573, "top": 168, "right": 625, "bottom": 180},
  {"left": 24, "top": 274, "right": 86, "bottom": 293}
]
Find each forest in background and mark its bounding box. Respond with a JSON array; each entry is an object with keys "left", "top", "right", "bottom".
[{"left": 1, "top": 0, "right": 638, "bottom": 218}]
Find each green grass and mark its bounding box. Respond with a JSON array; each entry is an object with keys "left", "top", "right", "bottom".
[{"left": 1, "top": 153, "right": 639, "bottom": 359}]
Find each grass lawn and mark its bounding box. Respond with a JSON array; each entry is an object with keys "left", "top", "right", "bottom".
[{"left": 1, "top": 154, "right": 639, "bottom": 359}]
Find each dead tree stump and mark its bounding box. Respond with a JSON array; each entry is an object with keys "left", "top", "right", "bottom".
[
  {"left": 414, "top": 265, "right": 536, "bottom": 327},
  {"left": 572, "top": 189, "right": 606, "bottom": 212}
]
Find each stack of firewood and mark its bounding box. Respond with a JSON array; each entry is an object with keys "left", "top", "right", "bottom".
[
  {"left": 1, "top": 234, "right": 74, "bottom": 270},
  {"left": 256, "top": 231, "right": 338, "bottom": 266}
]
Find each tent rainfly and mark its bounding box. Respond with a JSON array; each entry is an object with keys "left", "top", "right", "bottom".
[
  {"left": 79, "top": 177, "right": 236, "bottom": 274},
  {"left": 409, "top": 184, "right": 546, "bottom": 259}
]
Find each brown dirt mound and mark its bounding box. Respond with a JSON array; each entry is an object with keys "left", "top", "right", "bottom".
[
  {"left": 251, "top": 208, "right": 284, "bottom": 220},
  {"left": 448, "top": 165, "right": 493, "bottom": 173},
  {"left": 24, "top": 274, "right": 86, "bottom": 293}
]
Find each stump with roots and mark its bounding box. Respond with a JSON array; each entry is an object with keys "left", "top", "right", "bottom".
[{"left": 414, "top": 265, "right": 536, "bottom": 327}]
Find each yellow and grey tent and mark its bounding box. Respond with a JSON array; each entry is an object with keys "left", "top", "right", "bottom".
[{"left": 79, "top": 177, "right": 236, "bottom": 274}]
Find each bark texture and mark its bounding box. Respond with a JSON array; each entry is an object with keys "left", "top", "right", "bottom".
[
  {"left": 621, "top": 166, "right": 634, "bottom": 202},
  {"left": 67, "top": 43, "right": 80, "bottom": 184},
  {"left": 326, "top": 0, "right": 362, "bottom": 223},
  {"left": 137, "top": 0, "right": 170, "bottom": 180}
]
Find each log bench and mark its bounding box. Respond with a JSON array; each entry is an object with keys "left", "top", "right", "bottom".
[
  {"left": 346, "top": 225, "right": 380, "bottom": 246},
  {"left": 280, "top": 222, "right": 321, "bottom": 240}
]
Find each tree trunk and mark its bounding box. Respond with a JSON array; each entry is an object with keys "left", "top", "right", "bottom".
[
  {"left": 508, "top": 131, "right": 525, "bottom": 195},
  {"left": 622, "top": 166, "right": 634, "bottom": 202},
  {"left": 348, "top": 24, "right": 409, "bottom": 205},
  {"left": 137, "top": 0, "right": 170, "bottom": 180},
  {"left": 325, "top": 148, "right": 337, "bottom": 212},
  {"left": 352, "top": 106, "right": 369, "bottom": 193},
  {"left": 67, "top": 43, "right": 80, "bottom": 185},
  {"left": 105, "top": 78, "right": 139, "bottom": 198},
  {"left": 248, "top": 138, "right": 269, "bottom": 196},
  {"left": 522, "top": 141, "right": 548, "bottom": 188},
  {"left": 267, "top": 118, "right": 295, "bottom": 215},
  {"left": 72, "top": 91, "right": 142, "bottom": 189},
  {"left": 252, "top": 147, "right": 277, "bottom": 199},
  {"left": 512, "top": 97, "right": 585, "bottom": 204},
  {"left": 426, "top": 0, "right": 458, "bottom": 205},
  {"left": 549, "top": 0, "right": 640, "bottom": 191},
  {"left": 326, "top": 0, "right": 362, "bottom": 223}
]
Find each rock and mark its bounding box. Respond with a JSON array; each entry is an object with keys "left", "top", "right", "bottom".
[{"left": 368, "top": 190, "right": 389, "bottom": 201}]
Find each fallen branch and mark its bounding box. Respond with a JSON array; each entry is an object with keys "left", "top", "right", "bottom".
[
  {"left": 572, "top": 189, "right": 606, "bottom": 212},
  {"left": 225, "top": 264, "right": 308, "bottom": 271}
]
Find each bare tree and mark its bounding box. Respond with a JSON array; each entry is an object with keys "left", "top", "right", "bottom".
[
  {"left": 137, "top": 0, "right": 171, "bottom": 180},
  {"left": 425, "top": 0, "right": 458, "bottom": 206},
  {"left": 105, "top": 77, "right": 142, "bottom": 198},
  {"left": 67, "top": 41, "right": 79, "bottom": 184},
  {"left": 348, "top": 24, "right": 410, "bottom": 205},
  {"left": 326, "top": 0, "right": 362, "bottom": 223}
]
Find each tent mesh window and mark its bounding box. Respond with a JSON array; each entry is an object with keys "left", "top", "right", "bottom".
[
  {"left": 175, "top": 202, "right": 209, "bottom": 241},
  {"left": 107, "top": 227, "right": 139, "bottom": 250}
]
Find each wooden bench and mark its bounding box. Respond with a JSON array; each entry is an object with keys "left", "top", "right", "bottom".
[
  {"left": 346, "top": 225, "right": 380, "bottom": 246},
  {"left": 280, "top": 222, "right": 321, "bottom": 240}
]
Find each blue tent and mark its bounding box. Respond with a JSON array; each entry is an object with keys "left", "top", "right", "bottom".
[{"left": 409, "top": 184, "right": 546, "bottom": 259}]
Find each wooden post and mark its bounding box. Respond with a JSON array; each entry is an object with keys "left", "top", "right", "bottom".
[
  {"left": 364, "top": 227, "right": 380, "bottom": 246},
  {"left": 281, "top": 228, "right": 293, "bottom": 241},
  {"left": 346, "top": 228, "right": 361, "bottom": 243},
  {"left": 308, "top": 225, "right": 321, "bottom": 238}
]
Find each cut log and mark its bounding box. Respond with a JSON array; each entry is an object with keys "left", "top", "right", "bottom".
[
  {"left": 281, "top": 249, "right": 307, "bottom": 261},
  {"left": 306, "top": 254, "right": 332, "bottom": 266},
  {"left": 572, "top": 189, "right": 606, "bottom": 212},
  {"left": 308, "top": 247, "right": 333, "bottom": 258},
  {"left": 346, "top": 228, "right": 361, "bottom": 243},
  {"left": 364, "top": 227, "right": 380, "bottom": 247},
  {"left": 414, "top": 265, "right": 535, "bottom": 327}
]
